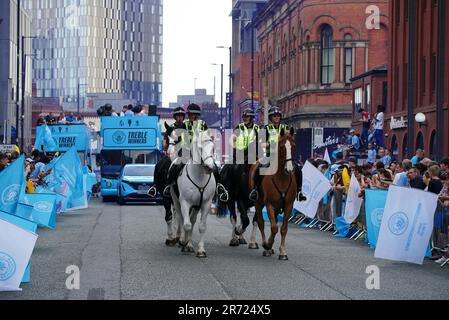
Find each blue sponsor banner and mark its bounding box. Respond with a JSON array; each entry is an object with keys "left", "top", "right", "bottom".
[
  {"left": 19, "top": 193, "right": 57, "bottom": 229},
  {"left": 365, "top": 189, "right": 388, "bottom": 249},
  {"left": 101, "top": 116, "right": 160, "bottom": 150},
  {"left": 0, "top": 211, "right": 37, "bottom": 283},
  {"left": 0, "top": 155, "right": 25, "bottom": 215},
  {"left": 35, "top": 124, "right": 89, "bottom": 153}
]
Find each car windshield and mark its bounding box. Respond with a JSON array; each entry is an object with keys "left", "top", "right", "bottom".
[{"left": 124, "top": 166, "right": 155, "bottom": 177}]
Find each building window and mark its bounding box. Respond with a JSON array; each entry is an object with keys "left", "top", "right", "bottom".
[
  {"left": 430, "top": 130, "right": 437, "bottom": 160},
  {"left": 345, "top": 48, "right": 352, "bottom": 84},
  {"left": 391, "top": 135, "right": 399, "bottom": 157},
  {"left": 416, "top": 132, "right": 425, "bottom": 151},
  {"left": 365, "top": 84, "right": 371, "bottom": 112},
  {"left": 354, "top": 87, "right": 363, "bottom": 116},
  {"left": 320, "top": 25, "right": 334, "bottom": 85}
]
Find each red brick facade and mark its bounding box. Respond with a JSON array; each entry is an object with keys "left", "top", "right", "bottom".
[
  {"left": 254, "top": 0, "right": 389, "bottom": 130},
  {"left": 385, "top": 0, "right": 449, "bottom": 160}
]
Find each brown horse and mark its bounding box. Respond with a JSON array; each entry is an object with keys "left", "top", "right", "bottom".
[{"left": 249, "top": 127, "right": 297, "bottom": 260}]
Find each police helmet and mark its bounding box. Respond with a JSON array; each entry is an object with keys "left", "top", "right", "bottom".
[
  {"left": 173, "top": 107, "right": 186, "bottom": 118},
  {"left": 268, "top": 106, "right": 282, "bottom": 118},
  {"left": 187, "top": 103, "right": 202, "bottom": 115},
  {"left": 242, "top": 108, "right": 255, "bottom": 118}
]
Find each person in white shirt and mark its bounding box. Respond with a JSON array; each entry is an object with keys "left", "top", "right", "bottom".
[{"left": 373, "top": 105, "right": 385, "bottom": 148}]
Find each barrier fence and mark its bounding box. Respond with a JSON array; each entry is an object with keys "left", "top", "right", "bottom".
[{"left": 290, "top": 188, "right": 449, "bottom": 268}]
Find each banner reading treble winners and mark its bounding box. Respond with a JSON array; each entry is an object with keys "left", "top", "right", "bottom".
[
  {"left": 34, "top": 125, "right": 89, "bottom": 153},
  {"left": 101, "top": 116, "right": 160, "bottom": 150}
]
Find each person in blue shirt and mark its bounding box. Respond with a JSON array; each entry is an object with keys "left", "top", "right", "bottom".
[
  {"left": 66, "top": 112, "right": 76, "bottom": 124},
  {"left": 380, "top": 148, "right": 392, "bottom": 167},
  {"left": 411, "top": 149, "right": 425, "bottom": 165},
  {"left": 367, "top": 143, "right": 377, "bottom": 164}
]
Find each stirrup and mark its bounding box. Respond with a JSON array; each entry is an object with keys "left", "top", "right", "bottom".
[
  {"left": 163, "top": 185, "right": 171, "bottom": 197},
  {"left": 148, "top": 186, "right": 158, "bottom": 198},
  {"left": 249, "top": 189, "right": 259, "bottom": 202},
  {"left": 217, "top": 184, "right": 229, "bottom": 203},
  {"left": 296, "top": 192, "right": 307, "bottom": 202}
]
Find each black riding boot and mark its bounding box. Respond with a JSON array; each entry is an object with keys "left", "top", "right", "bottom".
[
  {"left": 163, "top": 163, "right": 184, "bottom": 197},
  {"left": 249, "top": 165, "right": 262, "bottom": 202},
  {"left": 294, "top": 163, "right": 307, "bottom": 202}
]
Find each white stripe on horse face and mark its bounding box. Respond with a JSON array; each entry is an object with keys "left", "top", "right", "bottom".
[{"left": 285, "top": 140, "right": 294, "bottom": 173}]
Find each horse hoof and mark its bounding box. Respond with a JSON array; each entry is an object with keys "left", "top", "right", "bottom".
[
  {"left": 263, "top": 250, "right": 273, "bottom": 257},
  {"left": 270, "top": 249, "right": 275, "bottom": 255},
  {"left": 181, "top": 246, "right": 188, "bottom": 253},
  {"left": 248, "top": 243, "right": 259, "bottom": 250},
  {"left": 165, "top": 239, "right": 177, "bottom": 247},
  {"left": 229, "top": 239, "right": 240, "bottom": 247},
  {"left": 239, "top": 238, "right": 247, "bottom": 245},
  {"left": 187, "top": 246, "right": 195, "bottom": 253},
  {"left": 279, "top": 255, "right": 289, "bottom": 261},
  {"left": 262, "top": 243, "right": 271, "bottom": 251},
  {"left": 196, "top": 252, "right": 207, "bottom": 258}
]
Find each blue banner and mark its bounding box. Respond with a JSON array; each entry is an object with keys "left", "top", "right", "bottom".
[
  {"left": 35, "top": 124, "right": 89, "bottom": 153},
  {"left": 52, "top": 147, "right": 86, "bottom": 211},
  {"left": 18, "top": 193, "right": 57, "bottom": 229},
  {"left": 101, "top": 116, "right": 160, "bottom": 150},
  {"left": 365, "top": 189, "right": 388, "bottom": 249},
  {"left": 36, "top": 147, "right": 86, "bottom": 213},
  {"left": 0, "top": 155, "right": 25, "bottom": 215}
]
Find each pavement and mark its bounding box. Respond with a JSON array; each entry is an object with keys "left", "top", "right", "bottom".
[{"left": 1, "top": 198, "right": 448, "bottom": 300}]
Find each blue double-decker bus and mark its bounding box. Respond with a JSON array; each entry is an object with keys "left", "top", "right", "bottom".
[{"left": 99, "top": 116, "right": 163, "bottom": 202}]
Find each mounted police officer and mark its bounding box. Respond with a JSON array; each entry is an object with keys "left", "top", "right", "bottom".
[
  {"left": 230, "top": 108, "right": 260, "bottom": 165},
  {"left": 150, "top": 107, "right": 186, "bottom": 198},
  {"left": 249, "top": 106, "right": 305, "bottom": 202},
  {"left": 163, "top": 104, "right": 228, "bottom": 201}
]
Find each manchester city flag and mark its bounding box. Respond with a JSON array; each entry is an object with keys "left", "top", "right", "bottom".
[
  {"left": 343, "top": 174, "right": 363, "bottom": 224},
  {"left": 294, "top": 161, "right": 332, "bottom": 219},
  {"left": 34, "top": 125, "right": 57, "bottom": 151},
  {"left": 0, "top": 155, "right": 25, "bottom": 215},
  {"left": 0, "top": 217, "right": 38, "bottom": 291},
  {"left": 365, "top": 189, "right": 388, "bottom": 249},
  {"left": 19, "top": 193, "right": 57, "bottom": 229},
  {"left": 375, "top": 185, "right": 438, "bottom": 265}
]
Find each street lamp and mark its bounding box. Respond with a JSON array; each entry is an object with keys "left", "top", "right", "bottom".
[
  {"left": 211, "top": 63, "right": 224, "bottom": 130},
  {"left": 217, "top": 46, "right": 232, "bottom": 128},
  {"left": 415, "top": 112, "right": 426, "bottom": 128}
]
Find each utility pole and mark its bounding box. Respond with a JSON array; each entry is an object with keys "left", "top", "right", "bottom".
[{"left": 15, "top": 0, "right": 21, "bottom": 146}]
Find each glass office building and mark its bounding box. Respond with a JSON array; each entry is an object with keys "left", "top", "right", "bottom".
[{"left": 23, "top": 0, "right": 163, "bottom": 108}]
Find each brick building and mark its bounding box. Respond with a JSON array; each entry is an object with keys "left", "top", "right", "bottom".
[
  {"left": 384, "top": 0, "right": 448, "bottom": 161},
  {"left": 231, "top": 0, "right": 268, "bottom": 127},
  {"left": 254, "top": 0, "right": 389, "bottom": 135}
]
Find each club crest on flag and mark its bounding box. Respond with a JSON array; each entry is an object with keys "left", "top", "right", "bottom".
[
  {"left": 371, "top": 208, "right": 384, "bottom": 227},
  {"left": 1, "top": 185, "right": 21, "bottom": 206},
  {"left": 388, "top": 212, "right": 409, "bottom": 236},
  {"left": 302, "top": 179, "right": 312, "bottom": 195},
  {"left": 34, "top": 201, "right": 52, "bottom": 213},
  {"left": 0, "top": 252, "right": 16, "bottom": 281}
]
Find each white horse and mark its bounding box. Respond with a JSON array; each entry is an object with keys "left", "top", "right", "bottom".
[{"left": 168, "top": 126, "right": 216, "bottom": 258}]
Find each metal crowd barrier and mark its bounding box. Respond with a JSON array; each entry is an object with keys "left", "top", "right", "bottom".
[{"left": 431, "top": 201, "right": 449, "bottom": 268}]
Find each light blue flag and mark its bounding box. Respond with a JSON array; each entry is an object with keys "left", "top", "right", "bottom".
[
  {"left": 34, "top": 125, "right": 57, "bottom": 151},
  {"left": 322, "top": 167, "right": 331, "bottom": 205},
  {"left": 335, "top": 216, "right": 351, "bottom": 238},
  {"left": 0, "top": 211, "right": 38, "bottom": 284},
  {"left": 0, "top": 155, "right": 25, "bottom": 215},
  {"left": 19, "top": 193, "right": 57, "bottom": 229},
  {"left": 365, "top": 189, "right": 388, "bottom": 249},
  {"left": 46, "top": 147, "right": 86, "bottom": 212}
]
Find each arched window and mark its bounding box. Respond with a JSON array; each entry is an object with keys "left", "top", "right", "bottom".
[
  {"left": 429, "top": 130, "right": 437, "bottom": 160},
  {"left": 416, "top": 132, "right": 424, "bottom": 151},
  {"left": 321, "top": 24, "right": 335, "bottom": 85},
  {"left": 391, "top": 135, "right": 399, "bottom": 158},
  {"left": 403, "top": 134, "right": 408, "bottom": 158}
]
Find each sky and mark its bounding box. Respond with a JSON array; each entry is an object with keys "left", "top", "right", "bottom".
[{"left": 163, "top": 0, "right": 232, "bottom": 108}]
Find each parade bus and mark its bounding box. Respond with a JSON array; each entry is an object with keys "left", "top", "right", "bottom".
[
  {"left": 34, "top": 123, "right": 92, "bottom": 165},
  {"left": 99, "top": 116, "right": 163, "bottom": 202}
]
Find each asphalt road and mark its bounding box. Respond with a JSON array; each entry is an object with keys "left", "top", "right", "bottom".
[{"left": 1, "top": 198, "right": 448, "bottom": 300}]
